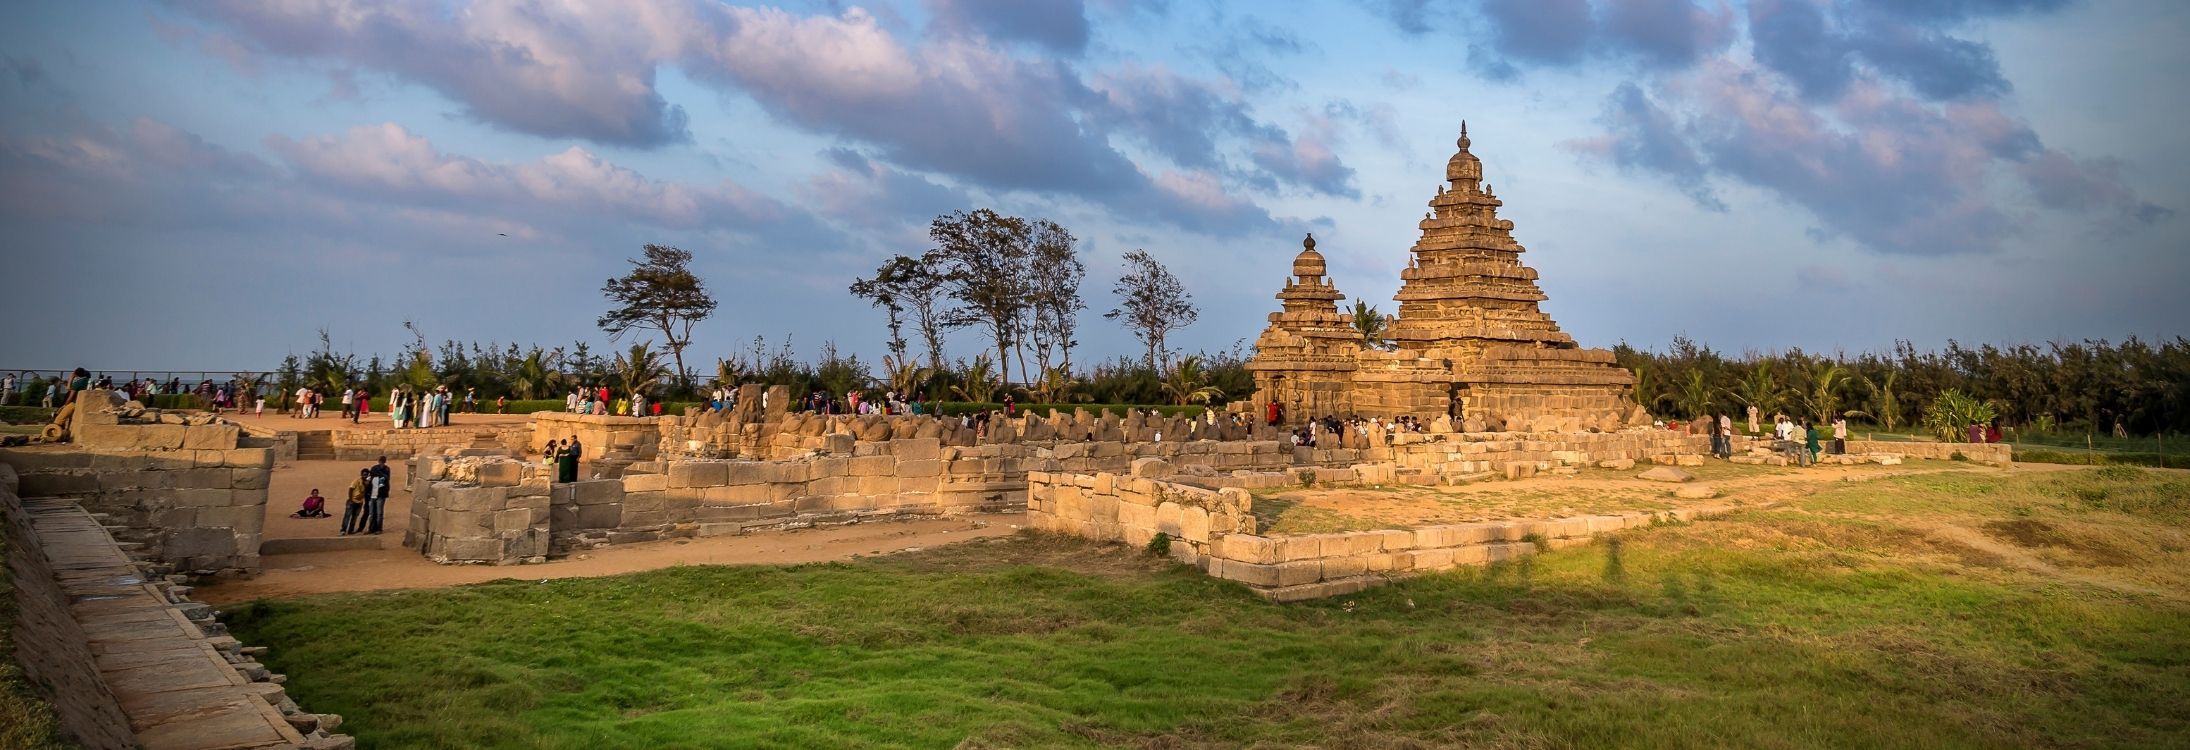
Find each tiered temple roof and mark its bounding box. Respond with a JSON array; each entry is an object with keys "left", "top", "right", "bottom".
[{"left": 1244, "top": 123, "right": 1642, "bottom": 431}]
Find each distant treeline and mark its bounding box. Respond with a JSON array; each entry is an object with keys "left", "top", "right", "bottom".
[{"left": 1613, "top": 337, "right": 2190, "bottom": 435}]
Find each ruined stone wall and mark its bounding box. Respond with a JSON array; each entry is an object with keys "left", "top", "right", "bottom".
[
  {"left": 1, "top": 464, "right": 137, "bottom": 749},
  {"left": 403, "top": 457, "right": 551, "bottom": 565},
  {"left": 0, "top": 444, "right": 271, "bottom": 574},
  {"left": 1025, "top": 466, "right": 1258, "bottom": 561},
  {"left": 324, "top": 424, "right": 529, "bottom": 460}
]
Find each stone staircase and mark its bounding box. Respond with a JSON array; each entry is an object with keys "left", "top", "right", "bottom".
[{"left": 295, "top": 430, "right": 335, "bottom": 461}]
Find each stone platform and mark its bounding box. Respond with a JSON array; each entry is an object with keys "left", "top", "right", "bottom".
[{"left": 14, "top": 494, "right": 350, "bottom": 749}]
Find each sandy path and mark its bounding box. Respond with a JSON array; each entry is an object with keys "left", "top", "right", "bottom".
[{"left": 206, "top": 459, "right": 1022, "bottom": 604}]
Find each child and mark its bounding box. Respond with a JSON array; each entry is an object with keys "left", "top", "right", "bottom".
[
  {"left": 292, "top": 488, "right": 329, "bottom": 518},
  {"left": 255, "top": 396, "right": 267, "bottom": 418}
]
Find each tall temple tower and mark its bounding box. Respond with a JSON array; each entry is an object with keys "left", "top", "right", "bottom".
[{"left": 1246, "top": 123, "right": 1643, "bottom": 431}]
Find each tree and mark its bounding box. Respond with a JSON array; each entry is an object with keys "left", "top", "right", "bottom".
[
  {"left": 1920, "top": 389, "right": 1997, "bottom": 442},
  {"left": 1026, "top": 221, "right": 1085, "bottom": 376},
  {"left": 849, "top": 257, "right": 915, "bottom": 363},
  {"left": 950, "top": 355, "right": 1000, "bottom": 404},
  {"left": 612, "top": 342, "right": 671, "bottom": 401},
  {"left": 1105, "top": 249, "right": 1197, "bottom": 370},
  {"left": 1350, "top": 299, "right": 1389, "bottom": 349},
  {"left": 505, "top": 347, "right": 562, "bottom": 400},
  {"left": 1675, "top": 369, "right": 1714, "bottom": 419},
  {"left": 927, "top": 210, "right": 1036, "bottom": 389},
  {"left": 600, "top": 244, "right": 716, "bottom": 394},
  {"left": 275, "top": 355, "right": 301, "bottom": 414},
  {"left": 1160, "top": 356, "right": 1225, "bottom": 406}
]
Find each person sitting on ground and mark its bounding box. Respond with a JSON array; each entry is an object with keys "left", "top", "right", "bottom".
[{"left": 292, "top": 488, "right": 329, "bottom": 518}]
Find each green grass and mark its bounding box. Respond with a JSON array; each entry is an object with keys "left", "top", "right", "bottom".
[{"left": 228, "top": 469, "right": 2190, "bottom": 749}]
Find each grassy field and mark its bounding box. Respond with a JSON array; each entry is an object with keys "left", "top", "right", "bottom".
[{"left": 227, "top": 467, "right": 2190, "bottom": 749}]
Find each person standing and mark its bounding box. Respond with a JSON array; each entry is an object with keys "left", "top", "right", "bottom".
[
  {"left": 559, "top": 436, "right": 582, "bottom": 483},
  {"left": 464, "top": 387, "right": 477, "bottom": 414},
  {"left": 1831, "top": 416, "right": 1848, "bottom": 455},
  {"left": 496, "top": 395, "right": 507, "bottom": 414},
  {"left": 1803, "top": 420, "right": 1821, "bottom": 466},
  {"left": 341, "top": 387, "right": 355, "bottom": 420},
  {"left": 352, "top": 386, "right": 366, "bottom": 424},
  {"left": 341, "top": 468, "right": 370, "bottom": 535},
  {"left": 365, "top": 457, "right": 391, "bottom": 535},
  {"left": 1717, "top": 413, "right": 1734, "bottom": 458}
]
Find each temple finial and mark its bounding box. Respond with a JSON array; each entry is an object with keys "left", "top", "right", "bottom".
[
  {"left": 1458, "top": 120, "right": 1470, "bottom": 151},
  {"left": 1303, "top": 232, "right": 1316, "bottom": 251}
]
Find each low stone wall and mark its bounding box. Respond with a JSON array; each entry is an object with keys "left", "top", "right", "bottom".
[
  {"left": 1844, "top": 439, "right": 2012, "bottom": 463},
  {"left": 2, "top": 464, "right": 136, "bottom": 749},
  {"left": 330, "top": 424, "right": 530, "bottom": 460},
  {"left": 0, "top": 444, "right": 271, "bottom": 574},
  {"left": 530, "top": 412, "right": 660, "bottom": 462},
  {"left": 1025, "top": 466, "right": 1258, "bottom": 559},
  {"left": 1029, "top": 467, "right": 1734, "bottom": 602}
]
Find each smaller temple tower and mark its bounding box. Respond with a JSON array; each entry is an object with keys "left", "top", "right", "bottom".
[{"left": 1246, "top": 234, "right": 1362, "bottom": 418}]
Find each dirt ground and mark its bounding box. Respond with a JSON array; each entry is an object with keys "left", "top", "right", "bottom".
[{"left": 200, "top": 458, "right": 1021, "bottom": 605}]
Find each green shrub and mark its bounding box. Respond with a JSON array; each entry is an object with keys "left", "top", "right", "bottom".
[
  {"left": 0, "top": 407, "right": 54, "bottom": 425},
  {"left": 1145, "top": 532, "right": 1172, "bottom": 557}
]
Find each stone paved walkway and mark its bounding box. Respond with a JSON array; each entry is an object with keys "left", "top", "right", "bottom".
[{"left": 25, "top": 498, "right": 310, "bottom": 750}]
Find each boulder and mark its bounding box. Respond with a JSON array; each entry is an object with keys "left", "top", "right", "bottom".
[{"left": 1636, "top": 466, "right": 1694, "bottom": 483}]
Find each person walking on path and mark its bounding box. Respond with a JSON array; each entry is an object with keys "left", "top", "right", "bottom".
[
  {"left": 558, "top": 437, "right": 582, "bottom": 483},
  {"left": 340, "top": 469, "right": 369, "bottom": 535},
  {"left": 365, "top": 457, "right": 391, "bottom": 534}
]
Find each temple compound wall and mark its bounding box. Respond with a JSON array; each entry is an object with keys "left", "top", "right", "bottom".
[
  {"left": 1247, "top": 124, "right": 1643, "bottom": 431},
  {"left": 0, "top": 391, "right": 270, "bottom": 574},
  {"left": 327, "top": 423, "right": 531, "bottom": 460}
]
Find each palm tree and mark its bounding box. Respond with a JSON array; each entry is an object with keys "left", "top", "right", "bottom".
[
  {"left": 1349, "top": 299, "right": 1389, "bottom": 350},
  {"left": 1025, "top": 364, "right": 1086, "bottom": 405},
  {"left": 505, "top": 348, "right": 562, "bottom": 400},
  {"left": 1160, "top": 356, "right": 1226, "bottom": 406},
  {"left": 1675, "top": 369, "right": 1714, "bottom": 419},
  {"left": 876, "top": 354, "right": 933, "bottom": 399},
  {"left": 1724, "top": 362, "right": 1786, "bottom": 420},
  {"left": 613, "top": 342, "right": 671, "bottom": 400},
  {"left": 1859, "top": 371, "right": 1901, "bottom": 431},
  {"left": 1795, "top": 361, "right": 1855, "bottom": 422},
  {"left": 949, "top": 355, "right": 999, "bottom": 404},
  {"left": 1630, "top": 367, "right": 1675, "bottom": 414}
]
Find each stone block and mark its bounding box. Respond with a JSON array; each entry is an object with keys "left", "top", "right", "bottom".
[
  {"left": 1276, "top": 560, "right": 1322, "bottom": 586},
  {"left": 230, "top": 468, "right": 268, "bottom": 491},
  {"left": 1276, "top": 535, "right": 1324, "bottom": 561},
  {"left": 222, "top": 448, "right": 275, "bottom": 469},
  {"left": 570, "top": 480, "right": 624, "bottom": 506},
  {"left": 174, "top": 467, "right": 234, "bottom": 489},
  {"left": 623, "top": 472, "right": 669, "bottom": 492},
  {"left": 1215, "top": 534, "right": 1280, "bottom": 564},
  {"left": 467, "top": 462, "right": 515, "bottom": 488},
  {"left": 850, "top": 455, "right": 897, "bottom": 476},
  {"left": 1320, "top": 555, "right": 1368, "bottom": 579},
  {"left": 1216, "top": 559, "right": 1282, "bottom": 586},
  {"left": 891, "top": 438, "right": 941, "bottom": 462},
  {"left": 181, "top": 424, "right": 241, "bottom": 450},
  {"left": 1410, "top": 547, "right": 1457, "bottom": 570}
]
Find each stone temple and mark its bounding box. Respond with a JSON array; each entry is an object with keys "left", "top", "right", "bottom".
[{"left": 1248, "top": 123, "right": 1645, "bottom": 432}]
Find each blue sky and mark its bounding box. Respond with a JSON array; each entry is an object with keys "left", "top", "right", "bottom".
[{"left": 1, "top": 0, "right": 2183, "bottom": 373}]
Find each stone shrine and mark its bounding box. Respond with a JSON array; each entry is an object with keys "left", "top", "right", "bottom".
[{"left": 1248, "top": 123, "right": 1644, "bottom": 431}]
